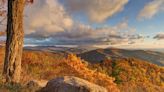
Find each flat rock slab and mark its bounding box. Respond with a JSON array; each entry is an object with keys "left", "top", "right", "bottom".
[{"left": 41, "top": 76, "right": 108, "bottom": 92}]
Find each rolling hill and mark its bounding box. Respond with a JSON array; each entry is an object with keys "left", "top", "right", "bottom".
[
  {"left": 88, "top": 57, "right": 164, "bottom": 92},
  {"left": 0, "top": 47, "right": 119, "bottom": 92},
  {"left": 78, "top": 48, "right": 164, "bottom": 66},
  {"left": 0, "top": 47, "right": 163, "bottom": 92}
]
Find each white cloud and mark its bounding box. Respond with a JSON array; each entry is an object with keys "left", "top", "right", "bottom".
[
  {"left": 26, "top": 20, "right": 143, "bottom": 45},
  {"left": 24, "top": 0, "right": 73, "bottom": 36},
  {"left": 0, "top": 0, "right": 163, "bottom": 48},
  {"left": 22, "top": 0, "right": 144, "bottom": 46},
  {"left": 138, "top": 0, "right": 164, "bottom": 20},
  {"left": 63, "top": 0, "right": 128, "bottom": 23}
]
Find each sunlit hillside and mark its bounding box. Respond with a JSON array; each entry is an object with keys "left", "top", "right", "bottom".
[
  {"left": 0, "top": 47, "right": 164, "bottom": 92},
  {"left": 0, "top": 47, "right": 119, "bottom": 92},
  {"left": 89, "top": 58, "right": 164, "bottom": 92}
]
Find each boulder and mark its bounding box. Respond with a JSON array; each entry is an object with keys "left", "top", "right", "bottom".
[{"left": 41, "top": 76, "right": 108, "bottom": 92}]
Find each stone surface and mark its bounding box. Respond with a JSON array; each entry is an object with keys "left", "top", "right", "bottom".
[{"left": 41, "top": 76, "right": 108, "bottom": 92}]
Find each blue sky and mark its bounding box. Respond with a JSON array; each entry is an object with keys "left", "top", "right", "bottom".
[
  {"left": 60, "top": 0, "right": 164, "bottom": 37},
  {"left": 58, "top": 0, "right": 164, "bottom": 48},
  {"left": 0, "top": 0, "right": 164, "bottom": 48}
]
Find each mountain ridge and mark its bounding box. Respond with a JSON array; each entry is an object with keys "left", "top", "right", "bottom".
[{"left": 78, "top": 48, "right": 164, "bottom": 66}]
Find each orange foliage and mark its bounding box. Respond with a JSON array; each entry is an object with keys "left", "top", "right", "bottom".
[
  {"left": 0, "top": 47, "right": 163, "bottom": 92},
  {"left": 90, "top": 58, "right": 164, "bottom": 92},
  {"left": 66, "top": 54, "right": 120, "bottom": 92},
  {"left": 0, "top": 48, "right": 120, "bottom": 92}
]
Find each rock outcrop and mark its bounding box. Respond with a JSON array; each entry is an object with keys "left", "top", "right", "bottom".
[{"left": 41, "top": 76, "right": 108, "bottom": 92}]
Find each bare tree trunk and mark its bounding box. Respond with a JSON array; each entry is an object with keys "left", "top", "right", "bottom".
[{"left": 3, "top": 0, "right": 25, "bottom": 83}]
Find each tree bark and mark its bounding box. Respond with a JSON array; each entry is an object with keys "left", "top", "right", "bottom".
[{"left": 3, "top": 0, "right": 25, "bottom": 83}]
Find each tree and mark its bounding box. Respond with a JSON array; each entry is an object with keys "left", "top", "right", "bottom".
[{"left": 0, "top": 0, "right": 33, "bottom": 83}]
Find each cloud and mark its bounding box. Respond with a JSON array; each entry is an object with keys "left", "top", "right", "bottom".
[
  {"left": 23, "top": 0, "right": 144, "bottom": 46},
  {"left": 26, "top": 20, "right": 144, "bottom": 45},
  {"left": 62, "top": 0, "right": 128, "bottom": 23},
  {"left": 154, "top": 33, "right": 164, "bottom": 40},
  {"left": 24, "top": 0, "right": 73, "bottom": 35},
  {"left": 138, "top": 0, "right": 164, "bottom": 20}
]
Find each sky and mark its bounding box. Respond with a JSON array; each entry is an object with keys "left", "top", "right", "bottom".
[{"left": 0, "top": 0, "right": 164, "bottom": 49}]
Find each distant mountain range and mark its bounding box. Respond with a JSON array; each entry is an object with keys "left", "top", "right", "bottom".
[
  {"left": 78, "top": 48, "right": 164, "bottom": 66},
  {"left": 151, "top": 48, "right": 164, "bottom": 53},
  {"left": 2, "top": 45, "right": 164, "bottom": 66},
  {"left": 24, "top": 46, "right": 89, "bottom": 54}
]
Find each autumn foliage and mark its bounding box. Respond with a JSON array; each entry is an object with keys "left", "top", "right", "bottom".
[
  {"left": 0, "top": 47, "right": 119, "bottom": 92},
  {"left": 66, "top": 54, "right": 120, "bottom": 92},
  {"left": 89, "top": 58, "right": 164, "bottom": 92},
  {"left": 0, "top": 47, "right": 163, "bottom": 92}
]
